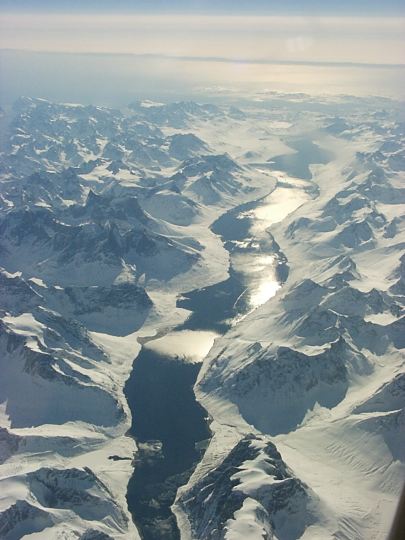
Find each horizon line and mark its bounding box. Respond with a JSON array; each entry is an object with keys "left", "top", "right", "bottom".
[{"left": 1, "top": 48, "right": 404, "bottom": 70}]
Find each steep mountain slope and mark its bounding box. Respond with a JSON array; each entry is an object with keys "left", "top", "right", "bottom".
[
  {"left": 177, "top": 106, "right": 405, "bottom": 539},
  {"left": 0, "top": 97, "right": 276, "bottom": 539},
  {"left": 0, "top": 94, "right": 403, "bottom": 540}
]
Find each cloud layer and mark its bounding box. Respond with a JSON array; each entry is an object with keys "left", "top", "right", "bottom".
[{"left": 1, "top": 14, "right": 404, "bottom": 65}]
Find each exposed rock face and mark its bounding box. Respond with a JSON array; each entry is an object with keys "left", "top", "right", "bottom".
[
  {"left": 0, "top": 500, "right": 54, "bottom": 540},
  {"left": 177, "top": 98, "right": 405, "bottom": 540},
  {"left": 0, "top": 95, "right": 403, "bottom": 540},
  {"left": 27, "top": 467, "right": 128, "bottom": 526},
  {"left": 177, "top": 435, "right": 315, "bottom": 540}
]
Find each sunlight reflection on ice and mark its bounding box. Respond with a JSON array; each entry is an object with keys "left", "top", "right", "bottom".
[
  {"left": 251, "top": 173, "right": 311, "bottom": 229},
  {"left": 249, "top": 279, "right": 282, "bottom": 308},
  {"left": 240, "top": 173, "right": 311, "bottom": 312},
  {"left": 144, "top": 330, "right": 219, "bottom": 363}
]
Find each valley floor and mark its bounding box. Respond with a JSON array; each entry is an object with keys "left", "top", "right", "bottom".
[{"left": 0, "top": 94, "right": 403, "bottom": 540}]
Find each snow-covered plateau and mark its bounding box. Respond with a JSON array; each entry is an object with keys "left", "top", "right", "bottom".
[{"left": 0, "top": 94, "right": 404, "bottom": 539}]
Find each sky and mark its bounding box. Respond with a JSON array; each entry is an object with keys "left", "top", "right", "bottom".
[
  {"left": 1, "top": 0, "right": 405, "bottom": 16},
  {"left": 0, "top": 1, "right": 404, "bottom": 105}
]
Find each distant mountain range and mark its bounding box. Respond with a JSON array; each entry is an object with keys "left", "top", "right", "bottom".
[{"left": 0, "top": 94, "right": 403, "bottom": 540}]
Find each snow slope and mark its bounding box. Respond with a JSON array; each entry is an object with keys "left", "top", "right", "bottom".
[
  {"left": 0, "top": 94, "right": 404, "bottom": 539},
  {"left": 0, "top": 97, "right": 276, "bottom": 539},
  {"left": 176, "top": 98, "right": 405, "bottom": 540}
]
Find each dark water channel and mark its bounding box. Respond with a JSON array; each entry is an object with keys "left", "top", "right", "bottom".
[
  {"left": 269, "top": 138, "right": 334, "bottom": 180},
  {"left": 124, "top": 194, "right": 287, "bottom": 539},
  {"left": 178, "top": 196, "right": 288, "bottom": 333},
  {"left": 125, "top": 353, "right": 209, "bottom": 540},
  {"left": 124, "top": 137, "right": 329, "bottom": 538}
]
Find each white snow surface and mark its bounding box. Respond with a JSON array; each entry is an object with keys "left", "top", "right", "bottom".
[
  {"left": 0, "top": 94, "right": 404, "bottom": 539},
  {"left": 176, "top": 101, "right": 405, "bottom": 539}
]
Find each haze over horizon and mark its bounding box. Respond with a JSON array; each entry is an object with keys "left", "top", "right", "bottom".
[{"left": 0, "top": 1, "right": 404, "bottom": 105}]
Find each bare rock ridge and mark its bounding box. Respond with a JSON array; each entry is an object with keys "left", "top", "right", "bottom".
[{"left": 0, "top": 94, "right": 403, "bottom": 539}]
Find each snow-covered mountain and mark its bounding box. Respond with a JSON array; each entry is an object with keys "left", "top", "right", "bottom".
[
  {"left": 0, "top": 95, "right": 403, "bottom": 540},
  {"left": 178, "top": 101, "right": 405, "bottom": 539}
]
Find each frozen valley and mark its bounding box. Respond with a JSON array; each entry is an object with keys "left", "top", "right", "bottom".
[{"left": 0, "top": 94, "right": 404, "bottom": 540}]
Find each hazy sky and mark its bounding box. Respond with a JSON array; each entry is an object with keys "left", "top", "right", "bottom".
[
  {"left": 0, "top": 1, "right": 404, "bottom": 105},
  {"left": 2, "top": 12, "right": 404, "bottom": 65},
  {"left": 1, "top": 0, "right": 404, "bottom": 16}
]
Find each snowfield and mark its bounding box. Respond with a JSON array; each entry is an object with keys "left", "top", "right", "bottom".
[{"left": 0, "top": 94, "right": 404, "bottom": 539}]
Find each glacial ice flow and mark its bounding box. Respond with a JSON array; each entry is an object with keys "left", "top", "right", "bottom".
[{"left": 0, "top": 94, "right": 403, "bottom": 540}]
